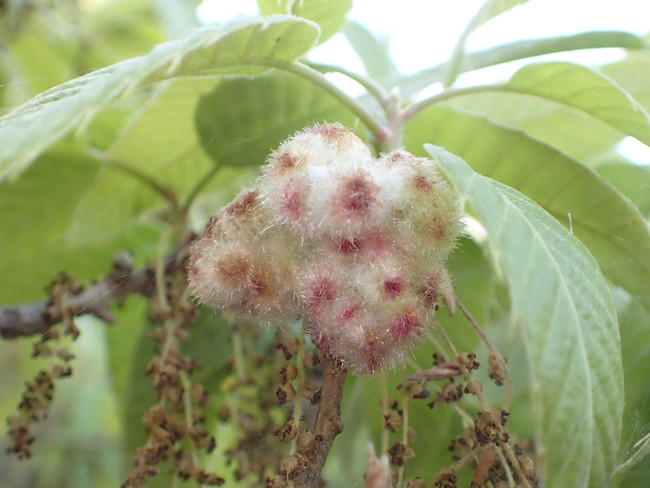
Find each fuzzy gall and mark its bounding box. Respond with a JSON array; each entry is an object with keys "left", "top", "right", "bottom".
[{"left": 188, "top": 123, "right": 462, "bottom": 373}]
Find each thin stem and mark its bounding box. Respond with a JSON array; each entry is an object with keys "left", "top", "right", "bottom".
[
  {"left": 451, "top": 446, "right": 479, "bottom": 472},
  {"left": 182, "top": 164, "right": 222, "bottom": 213},
  {"left": 396, "top": 369, "right": 409, "bottom": 488},
  {"left": 155, "top": 227, "right": 172, "bottom": 315},
  {"left": 494, "top": 445, "right": 516, "bottom": 488},
  {"left": 502, "top": 443, "right": 532, "bottom": 488},
  {"left": 268, "top": 61, "right": 389, "bottom": 143},
  {"left": 398, "top": 30, "right": 646, "bottom": 98},
  {"left": 380, "top": 371, "right": 389, "bottom": 454},
  {"left": 426, "top": 333, "right": 452, "bottom": 363},
  {"left": 231, "top": 324, "right": 246, "bottom": 381},
  {"left": 456, "top": 297, "right": 513, "bottom": 410},
  {"left": 441, "top": 15, "right": 474, "bottom": 88},
  {"left": 403, "top": 83, "right": 503, "bottom": 121},
  {"left": 307, "top": 61, "right": 392, "bottom": 106},
  {"left": 289, "top": 329, "right": 305, "bottom": 456},
  {"left": 430, "top": 317, "right": 491, "bottom": 412},
  {"left": 86, "top": 147, "right": 179, "bottom": 210},
  {"left": 180, "top": 371, "right": 201, "bottom": 462}
]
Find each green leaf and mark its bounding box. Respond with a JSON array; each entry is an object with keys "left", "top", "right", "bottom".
[
  {"left": 67, "top": 78, "right": 259, "bottom": 248},
  {"left": 506, "top": 61, "right": 650, "bottom": 147},
  {"left": 468, "top": 0, "right": 531, "bottom": 31},
  {"left": 602, "top": 50, "right": 650, "bottom": 114},
  {"left": 596, "top": 162, "right": 650, "bottom": 218},
  {"left": 258, "top": 0, "right": 353, "bottom": 44},
  {"left": 615, "top": 299, "right": 650, "bottom": 488},
  {"left": 0, "top": 148, "right": 155, "bottom": 302},
  {"left": 449, "top": 91, "right": 625, "bottom": 162},
  {"left": 342, "top": 21, "right": 398, "bottom": 81},
  {"left": 195, "top": 71, "right": 358, "bottom": 167},
  {"left": 425, "top": 144, "right": 623, "bottom": 488},
  {"left": 406, "top": 105, "right": 650, "bottom": 311},
  {"left": 106, "top": 78, "right": 217, "bottom": 194},
  {"left": 0, "top": 15, "right": 320, "bottom": 183}
]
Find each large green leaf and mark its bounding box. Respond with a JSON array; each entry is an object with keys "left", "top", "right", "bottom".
[
  {"left": 68, "top": 78, "right": 261, "bottom": 247},
  {"left": 0, "top": 15, "right": 320, "bottom": 182},
  {"left": 405, "top": 105, "right": 650, "bottom": 311},
  {"left": 505, "top": 61, "right": 650, "bottom": 147},
  {"left": 442, "top": 61, "right": 650, "bottom": 163},
  {"left": 258, "top": 0, "right": 353, "bottom": 44},
  {"left": 448, "top": 90, "right": 624, "bottom": 162},
  {"left": 195, "top": 70, "right": 358, "bottom": 167},
  {"left": 426, "top": 145, "right": 623, "bottom": 488},
  {"left": 0, "top": 148, "right": 158, "bottom": 302}
]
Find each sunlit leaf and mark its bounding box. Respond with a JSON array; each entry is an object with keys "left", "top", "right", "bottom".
[
  {"left": 258, "top": 0, "right": 353, "bottom": 44},
  {"left": 469, "top": 0, "right": 531, "bottom": 31},
  {"left": 426, "top": 144, "right": 623, "bottom": 488},
  {"left": 0, "top": 15, "right": 319, "bottom": 182},
  {"left": 602, "top": 50, "right": 650, "bottom": 114},
  {"left": 506, "top": 61, "right": 650, "bottom": 146}
]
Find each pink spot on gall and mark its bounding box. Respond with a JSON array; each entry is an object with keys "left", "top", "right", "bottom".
[
  {"left": 389, "top": 313, "right": 422, "bottom": 341},
  {"left": 383, "top": 279, "right": 404, "bottom": 298}
]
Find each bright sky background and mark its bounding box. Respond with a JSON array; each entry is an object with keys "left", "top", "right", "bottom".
[
  {"left": 196, "top": 0, "right": 650, "bottom": 162},
  {"left": 197, "top": 0, "right": 649, "bottom": 72}
]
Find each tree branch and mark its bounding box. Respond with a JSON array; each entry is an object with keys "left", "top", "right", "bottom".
[
  {"left": 293, "top": 354, "right": 348, "bottom": 488},
  {"left": 0, "top": 252, "right": 164, "bottom": 339}
]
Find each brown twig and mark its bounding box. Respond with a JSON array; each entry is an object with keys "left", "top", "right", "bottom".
[
  {"left": 292, "top": 354, "right": 348, "bottom": 488},
  {"left": 0, "top": 251, "right": 185, "bottom": 339}
]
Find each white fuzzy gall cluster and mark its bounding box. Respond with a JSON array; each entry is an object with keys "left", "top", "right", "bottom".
[{"left": 188, "top": 123, "right": 462, "bottom": 373}]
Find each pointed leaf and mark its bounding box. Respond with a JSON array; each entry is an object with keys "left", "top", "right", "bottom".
[
  {"left": 0, "top": 15, "right": 319, "bottom": 182},
  {"left": 506, "top": 61, "right": 650, "bottom": 146},
  {"left": 469, "top": 0, "right": 531, "bottom": 31},
  {"left": 342, "top": 21, "right": 398, "bottom": 80},
  {"left": 406, "top": 105, "right": 650, "bottom": 311},
  {"left": 258, "top": 0, "right": 352, "bottom": 44},
  {"left": 425, "top": 144, "right": 623, "bottom": 488},
  {"left": 195, "top": 71, "right": 357, "bottom": 167}
]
